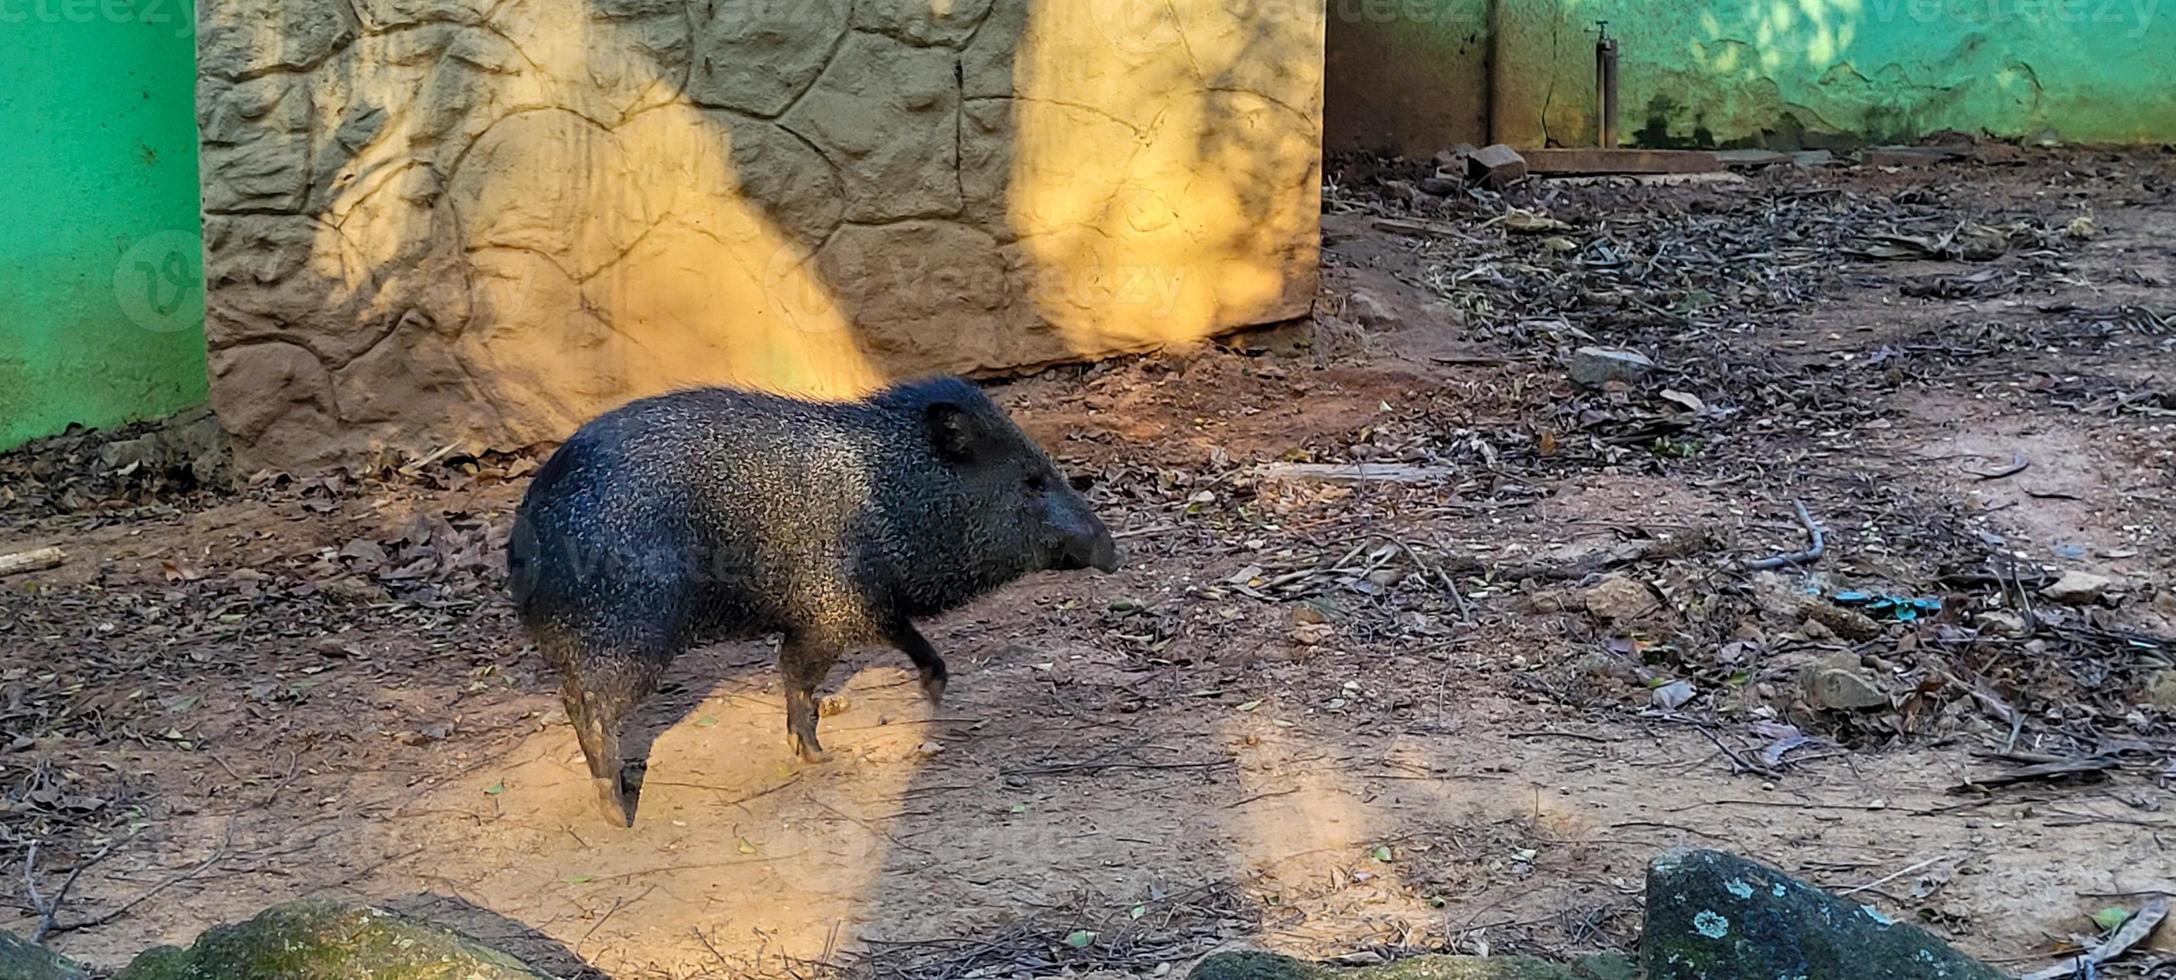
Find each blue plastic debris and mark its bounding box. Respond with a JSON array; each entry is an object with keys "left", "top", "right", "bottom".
[{"left": 1831, "top": 591, "right": 1943, "bottom": 622}]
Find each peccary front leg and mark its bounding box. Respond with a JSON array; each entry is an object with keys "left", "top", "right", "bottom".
[
  {"left": 781, "top": 634, "right": 842, "bottom": 763},
  {"left": 887, "top": 622, "right": 948, "bottom": 707},
  {"left": 550, "top": 644, "right": 662, "bottom": 828}
]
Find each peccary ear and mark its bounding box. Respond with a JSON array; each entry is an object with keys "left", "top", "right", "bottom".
[{"left": 925, "top": 400, "right": 983, "bottom": 462}]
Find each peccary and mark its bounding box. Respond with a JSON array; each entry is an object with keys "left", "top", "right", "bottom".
[{"left": 507, "top": 377, "right": 1119, "bottom": 826}]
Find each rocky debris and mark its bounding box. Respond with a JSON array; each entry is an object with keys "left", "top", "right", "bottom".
[
  {"left": 1464, "top": 143, "right": 1528, "bottom": 189},
  {"left": 1581, "top": 573, "right": 1660, "bottom": 622},
  {"left": 1566, "top": 347, "right": 1654, "bottom": 388},
  {"left": 1972, "top": 610, "right": 2029, "bottom": 637},
  {"left": 1188, "top": 949, "right": 1634, "bottom": 980},
  {"left": 112, "top": 900, "right": 548, "bottom": 979},
  {"left": 1344, "top": 289, "right": 1399, "bottom": 329},
  {"left": 0, "top": 930, "right": 89, "bottom": 980},
  {"left": 2039, "top": 569, "right": 2116, "bottom": 605},
  {"left": 1800, "top": 652, "right": 1889, "bottom": 710},
  {"left": 2148, "top": 670, "right": 2176, "bottom": 710},
  {"left": 1642, "top": 849, "right": 2007, "bottom": 980},
  {"left": 92, "top": 406, "right": 231, "bottom": 487}
]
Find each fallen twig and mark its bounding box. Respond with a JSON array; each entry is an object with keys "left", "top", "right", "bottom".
[
  {"left": 24, "top": 839, "right": 118, "bottom": 943},
  {"left": 1950, "top": 755, "right": 2118, "bottom": 793},
  {"left": 1741, "top": 499, "right": 1824, "bottom": 570},
  {"left": 1964, "top": 452, "right": 2029, "bottom": 480},
  {"left": 38, "top": 829, "right": 227, "bottom": 939},
  {"left": 0, "top": 546, "right": 65, "bottom": 578}
]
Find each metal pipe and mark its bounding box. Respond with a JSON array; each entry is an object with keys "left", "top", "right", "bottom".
[{"left": 1595, "top": 21, "right": 1619, "bottom": 148}]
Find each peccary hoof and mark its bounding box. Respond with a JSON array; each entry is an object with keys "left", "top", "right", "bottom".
[
  {"left": 920, "top": 673, "right": 947, "bottom": 707},
  {"left": 788, "top": 731, "right": 829, "bottom": 764},
  {"left": 592, "top": 777, "right": 634, "bottom": 827}
]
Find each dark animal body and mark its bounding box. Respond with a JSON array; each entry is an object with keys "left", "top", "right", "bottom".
[{"left": 507, "top": 377, "right": 1119, "bottom": 826}]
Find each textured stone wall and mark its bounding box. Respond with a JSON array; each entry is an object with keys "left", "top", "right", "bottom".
[{"left": 197, "top": 0, "right": 1325, "bottom": 468}]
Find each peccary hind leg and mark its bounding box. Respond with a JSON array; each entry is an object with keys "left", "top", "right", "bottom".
[
  {"left": 888, "top": 622, "right": 949, "bottom": 707},
  {"left": 782, "top": 634, "right": 842, "bottom": 763}
]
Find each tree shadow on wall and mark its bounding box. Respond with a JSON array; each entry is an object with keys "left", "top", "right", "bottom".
[{"left": 198, "top": 0, "right": 1323, "bottom": 469}]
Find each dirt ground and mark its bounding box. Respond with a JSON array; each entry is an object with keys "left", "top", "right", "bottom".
[{"left": 5, "top": 147, "right": 2175, "bottom": 979}]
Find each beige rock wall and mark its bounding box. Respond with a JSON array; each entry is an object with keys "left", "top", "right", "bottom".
[{"left": 196, "top": 0, "right": 1326, "bottom": 468}]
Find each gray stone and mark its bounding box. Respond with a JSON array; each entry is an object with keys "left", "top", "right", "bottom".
[
  {"left": 2147, "top": 670, "right": 2176, "bottom": 710},
  {"left": 728, "top": 120, "right": 846, "bottom": 246},
  {"left": 1582, "top": 573, "right": 1659, "bottom": 623},
  {"left": 1466, "top": 144, "right": 1527, "bottom": 188},
  {"left": 782, "top": 32, "right": 963, "bottom": 221},
  {"left": 686, "top": 0, "right": 852, "bottom": 116},
  {"left": 854, "top": 0, "right": 995, "bottom": 46},
  {"left": 1644, "top": 850, "right": 2004, "bottom": 980},
  {"left": 818, "top": 221, "right": 1006, "bottom": 368},
  {"left": 1567, "top": 347, "right": 1654, "bottom": 388},
  {"left": 350, "top": 0, "right": 495, "bottom": 30},
  {"left": 1972, "top": 610, "right": 2028, "bottom": 637},
  {"left": 2040, "top": 569, "right": 2116, "bottom": 605},
  {"left": 198, "top": 78, "right": 314, "bottom": 213},
  {"left": 1801, "top": 652, "right": 1888, "bottom": 710},
  {"left": 1345, "top": 289, "right": 1398, "bottom": 329},
  {"left": 111, "top": 900, "right": 548, "bottom": 979},
  {"left": 0, "top": 930, "right": 89, "bottom": 980},
  {"left": 1188, "top": 950, "right": 1626, "bottom": 980},
  {"left": 958, "top": 97, "right": 1015, "bottom": 229},
  {"left": 198, "top": 0, "right": 357, "bottom": 79},
  {"left": 959, "top": 0, "right": 1028, "bottom": 98},
  {"left": 95, "top": 407, "right": 233, "bottom": 486}
]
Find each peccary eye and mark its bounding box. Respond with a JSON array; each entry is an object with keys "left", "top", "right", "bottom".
[{"left": 1024, "top": 473, "right": 1048, "bottom": 493}]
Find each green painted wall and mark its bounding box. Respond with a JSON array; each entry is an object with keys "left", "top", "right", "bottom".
[
  {"left": 1337, "top": 0, "right": 2176, "bottom": 150},
  {"left": 1497, "top": 0, "right": 2176, "bottom": 148},
  {"left": 0, "top": 0, "right": 206, "bottom": 451}
]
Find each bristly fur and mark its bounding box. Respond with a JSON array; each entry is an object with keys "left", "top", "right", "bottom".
[{"left": 506, "top": 375, "right": 1118, "bottom": 826}]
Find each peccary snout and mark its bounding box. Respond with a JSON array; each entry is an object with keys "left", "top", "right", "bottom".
[{"left": 1043, "top": 490, "right": 1120, "bottom": 573}]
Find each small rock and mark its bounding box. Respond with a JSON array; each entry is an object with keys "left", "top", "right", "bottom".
[
  {"left": 1291, "top": 622, "right": 1335, "bottom": 646},
  {"left": 818, "top": 694, "right": 850, "bottom": 717},
  {"left": 1344, "top": 289, "right": 1398, "bottom": 329},
  {"left": 1417, "top": 175, "right": 1461, "bottom": 196},
  {"left": 1433, "top": 142, "right": 1479, "bottom": 172},
  {"left": 1801, "top": 653, "right": 1888, "bottom": 711},
  {"left": 1790, "top": 149, "right": 1835, "bottom": 167},
  {"left": 1652, "top": 680, "right": 1696, "bottom": 710},
  {"left": 2147, "top": 671, "right": 2176, "bottom": 711},
  {"left": 1972, "top": 610, "right": 2028, "bottom": 637},
  {"left": 1567, "top": 347, "right": 1655, "bottom": 388},
  {"left": 1465, "top": 143, "right": 1528, "bottom": 189},
  {"left": 1641, "top": 849, "right": 2007, "bottom": 980},
  {"left": 2040, "top": 569, "right": 2115, "bottom": 605},
  {"left": 1582, "top": 573, "right": 1660, "bottom": 622}
]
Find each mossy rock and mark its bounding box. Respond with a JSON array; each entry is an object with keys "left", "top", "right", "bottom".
[
  {"left": 0, "top": 930, "right": 90, "bottom": 980},
  {"left": 1640, "top": 848, "right": 2007, "bottom": 980},
  {"left": 110, "top": 901, "right": 549, "bottom": 980},
  {"left": 1188, "top": 950, "right": 1631, "bottom": 980}
]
